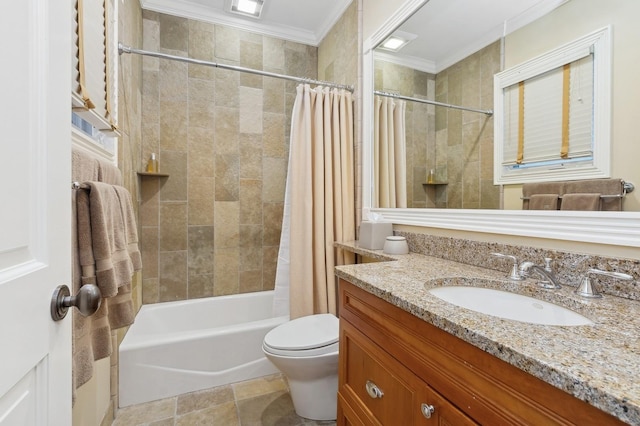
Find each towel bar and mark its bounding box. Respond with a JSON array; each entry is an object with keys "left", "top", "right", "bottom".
[
  {"left": 521, "top": 181, "right": 634, "bottom": 201},
  {"left": 72, "top": 181, "right": 90, "bottom": 190}
]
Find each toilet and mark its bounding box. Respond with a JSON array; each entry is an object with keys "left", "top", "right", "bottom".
[{"left": 262, "top": 313, "right": 339, "bottom": 421}]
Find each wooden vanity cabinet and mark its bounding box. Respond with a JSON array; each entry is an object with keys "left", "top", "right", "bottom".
[{"left": 337, "top": 279, "right": 625, "bottom": 426}]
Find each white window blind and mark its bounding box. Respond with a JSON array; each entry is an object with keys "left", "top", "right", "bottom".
[
  {"left": 72, "top": 0, "right": 119, "bottom": 135},
  {"left": 502, "top": 54, "right": 593, "bottom": 167},
  {"left": 494, "top": 26, "right": 611, "bottom": 185}
]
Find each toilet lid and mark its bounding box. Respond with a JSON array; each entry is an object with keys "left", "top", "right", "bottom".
[{"left": 264, "top": 313, "right": 338, "bottom": 351}]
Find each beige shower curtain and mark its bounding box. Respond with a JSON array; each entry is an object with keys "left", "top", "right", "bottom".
[
  {"left": 288, "top": 84, "right": 356, "bottom": 319},
  {"left": 374, "top": 95, "right": 407, "bottom": 208}
]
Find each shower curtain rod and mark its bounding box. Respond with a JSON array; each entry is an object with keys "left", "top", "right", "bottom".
[
  {"left": 374, "top": 90, "right": 493, "bottom": 116},
  {"left": 118, "top": 43, "right": 355, "bottom": 92}
]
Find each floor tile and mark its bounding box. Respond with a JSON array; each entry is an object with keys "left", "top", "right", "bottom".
[{"left": 113, "top": 374, "right": 337, "bottom": 426}]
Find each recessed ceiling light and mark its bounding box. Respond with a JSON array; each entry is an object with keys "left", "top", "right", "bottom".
[
  {"left": 230, "top": 0, "right": 264, "bottom": 18},
  {"left": 379, "top": 31, "right": 417, "bottom": 52},
  {"left": 382, "top": 37, "right": 407, "bottom": 51}
]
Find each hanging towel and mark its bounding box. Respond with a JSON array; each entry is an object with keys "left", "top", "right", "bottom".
[
  {"left": 85, "top": 181, "right": 134, "bottom": 297},
  {"left": 71, "top": 149, "right": 100, "bottom": 395},
  {"left": 114, "top": 185, "right": 142, "bottom": 271},
  {"left": 522, "top": 182, "right": 565, "bottom": 210},
  {"left": 564, "top": 179, "right": 623, "bottom": 211},
  {"left": 108, "top": 283, "right": 136, "bottom": 329},
  {"left": 75, "top": 182, "right": 140, "bottom": 362},
  {"left": 560, "top": 193, "right": 601, "bottom": 211},
  {"left": 528, "top": 194, "right": 560, "bottom": 210},
  {"left": 97, "top": 158, "right": 123, "bottom": 186}
]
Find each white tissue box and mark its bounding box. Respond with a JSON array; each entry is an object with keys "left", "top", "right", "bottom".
[{"left": 359, "top": 221, "right": 393, "bottom": 250}]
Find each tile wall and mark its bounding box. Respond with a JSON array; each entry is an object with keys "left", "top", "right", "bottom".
[
  {"left": 435, "top": 41, "right": 501, "bottom": 209},
  {"left": 140, "top": 12, "right": 318, "bottom": 303},
  {"left": 374, "top": 40, "right": 501, "bottom": 209}
]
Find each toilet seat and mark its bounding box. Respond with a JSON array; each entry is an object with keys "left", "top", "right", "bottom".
[{"left": 263, "top": 313, "right": 339, "bottom": 357}]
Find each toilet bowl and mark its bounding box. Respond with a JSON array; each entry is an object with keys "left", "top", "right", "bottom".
[{"left": 262, "top": 313, "right": 339, "bottom": 421}]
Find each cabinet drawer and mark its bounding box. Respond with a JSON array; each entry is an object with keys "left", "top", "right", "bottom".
[
  {"left": 341, "top": 320, "right": 418, "bottom": 425},
  {"left": 339, "top": 320, "right": 476, "bottom": 425}
]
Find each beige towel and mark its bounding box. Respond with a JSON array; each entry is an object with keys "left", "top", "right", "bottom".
[
  {"left": 114, "top": 186, "right": 142, "bottom": 271},
  {"left": 85, "top": 181, "right": 134, "bottom": 298},
  {"left": 97, "top": 159, "right": 123, "bottom": 186},
  {"left": 72, "top": 149, "right": 100, "bottom": 182},
  {"left": 528, "top": 194, "right": 560, "bottom": 210},
  {"left": 71, "top": 149, "right": 100, "bottom": 394},
  {"left": 560, "top": 193, "right": 602, "bottom": 211},
  {"left": 108, "top": 284, "right": 136, "bottom": 329},
  {"left": 564, "top": 179, "right": 623, "bottom": 211},
  {"left": 522, "top": 182, "right": 565, "bottom": 210}
]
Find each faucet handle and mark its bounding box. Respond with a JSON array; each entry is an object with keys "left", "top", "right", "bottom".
[
  {"left": 491, "top": 253, "right": 524, "bottom": 281},
  {"left": 576, "top": 268, "right": 634, "bottom": 298}
]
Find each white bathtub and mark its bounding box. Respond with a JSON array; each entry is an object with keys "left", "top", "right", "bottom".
[{"left": 119, "top": 290, "right": 288, "bottom": 407}]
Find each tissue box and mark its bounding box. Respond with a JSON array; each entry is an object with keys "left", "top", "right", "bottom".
[{"left": 359, "top": 221, "right": 393, "bottom": 250}]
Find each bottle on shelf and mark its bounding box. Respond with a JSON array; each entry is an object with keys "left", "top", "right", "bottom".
[
  {"left": 146, "top": 153, "right": 158, "bottom": 173},
  {"left": 427, "top": 168, "right": 435, "bottom": 184}
]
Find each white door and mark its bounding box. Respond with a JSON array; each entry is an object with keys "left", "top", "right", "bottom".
[{"left": 0, "top": 1, "right": 71, "bottom": 425}]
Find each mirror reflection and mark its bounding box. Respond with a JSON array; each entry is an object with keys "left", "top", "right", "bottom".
[{"left": 372, "top": 0, "right": 639, "bottom": 211}]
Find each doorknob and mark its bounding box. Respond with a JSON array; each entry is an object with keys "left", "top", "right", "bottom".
[{"left": 51, "top": 284, "right": 102, "bottom": 321}]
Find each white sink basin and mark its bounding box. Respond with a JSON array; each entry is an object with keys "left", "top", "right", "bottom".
[{"left": 428, "top": 286, "right": 593, "bottom": 326}]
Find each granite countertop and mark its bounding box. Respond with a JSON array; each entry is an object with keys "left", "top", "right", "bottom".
[{"left": 335, "top": 241, "right": 640, "bottom": 425}]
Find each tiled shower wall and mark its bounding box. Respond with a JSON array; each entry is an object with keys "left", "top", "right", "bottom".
[
  {"left": 374, "top": 61, "right": 436, "bottom": 208},
  {"left": 435, "top": 41, "right": 501, "bottom": 209},
  {"left": 139, "top": 11, "right": 318, "bottom": 303}
]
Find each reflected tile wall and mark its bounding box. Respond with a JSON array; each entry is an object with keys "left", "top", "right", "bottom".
[
  {"left": 435, "top": 41, "right": 501, "bottom": 209},
  {"left": 140, "top": 11, "right": 318, "bottom": 303}
]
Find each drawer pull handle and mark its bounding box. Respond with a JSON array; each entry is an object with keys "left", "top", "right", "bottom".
[
  {"left": 421, "top": 403, "right": 435, "bottom": 419},
  {"left": 365, "top": 380, "right": 384, "bottom": 399}
]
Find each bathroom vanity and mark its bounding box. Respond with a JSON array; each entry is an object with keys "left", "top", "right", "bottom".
[{"left": 335, "top": 245, "right": 639, "bottom": 425}]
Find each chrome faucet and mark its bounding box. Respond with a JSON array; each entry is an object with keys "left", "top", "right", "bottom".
[
  {"left": 518, "top": 261, "right": 561, "bottom": 289},
  {"left": 575, "top": 268, "right": 634, "bottom": 298}
]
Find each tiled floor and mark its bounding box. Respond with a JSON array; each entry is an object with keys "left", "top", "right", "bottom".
[{"left": 112, "top": 374, "right": 337, "bottom": 426}]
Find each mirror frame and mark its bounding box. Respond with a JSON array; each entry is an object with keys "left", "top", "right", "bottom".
[{"left": 362, "top": 0, "right": 640, "bottom": 248}]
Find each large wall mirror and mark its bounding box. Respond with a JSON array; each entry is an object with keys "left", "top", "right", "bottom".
[{"left": 362, "top": 0, "right": 640, "bottom": 247}]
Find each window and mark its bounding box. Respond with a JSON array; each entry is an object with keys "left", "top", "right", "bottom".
[
  {"left": 494, "top": 27, "right": 611, "bottom": 184},
  {"left": 71, "top": 0, "right": 119, "bottom": 136}
]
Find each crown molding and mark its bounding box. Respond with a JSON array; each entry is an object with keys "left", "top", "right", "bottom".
[
  {"left": 374, "top": 51, "right": 436, "bottom": 74},
  {"left": 140, "top": 0, "right": 352, "bottom": 46}
]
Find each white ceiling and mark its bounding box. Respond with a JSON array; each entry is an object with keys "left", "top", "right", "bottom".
[
  {"left": 376, "top": 0, "right": 569, "bottom": 74},
  {"left": 140, "top": 0, "right": 567, "bottom": 71},
  {"left": 140, "top": 0, "right": 354, "bottom": 46}
]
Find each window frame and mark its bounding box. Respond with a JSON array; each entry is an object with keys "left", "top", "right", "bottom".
[{"left": 493, "top": 26, "right": 611, "bottom": 185}]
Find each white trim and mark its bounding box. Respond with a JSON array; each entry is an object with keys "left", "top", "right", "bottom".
[
  {"left": 504, "top": 0, "right": 569, "bottom": 35},
  {"left": 140, "top": 0, "right": 352, "bottom": 46},
  {"left": 493, "top": 26, "right": 611, "bottom": 185},
  {"left": 314, "top": 0, "right": 354, "bottom": 45},
  {"left": 374, "top": 51, "right": 435, "bottom": 74},
  {"left": 372, "top": 208, "right": 640, "bottom": 248},
  {"left": 362, "top": 4, "right": 640, "bottom": 248},
  {"left": 71, "top": 127, "right": 117, "bottom": 164}
]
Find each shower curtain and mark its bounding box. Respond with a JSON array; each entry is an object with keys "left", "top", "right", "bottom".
[
  {"left": 273, "top": 84, "right": 356, "bottom": 319},
  {"left": 374, "top": 95, "right": 407, "bottom": 208}
]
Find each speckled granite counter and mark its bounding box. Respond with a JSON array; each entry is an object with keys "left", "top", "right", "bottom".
[{"left": 335, "top": 241, "right": 640, "bottom": 425}]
